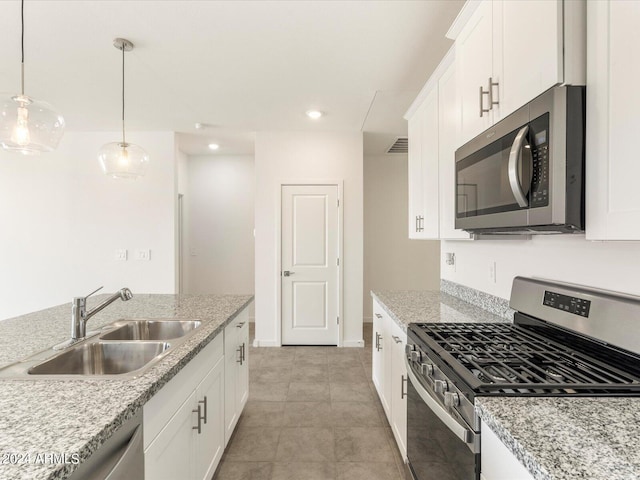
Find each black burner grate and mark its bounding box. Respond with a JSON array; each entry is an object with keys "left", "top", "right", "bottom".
[{"left": 412, "top": 323, "right": 640, "bottom": 394}]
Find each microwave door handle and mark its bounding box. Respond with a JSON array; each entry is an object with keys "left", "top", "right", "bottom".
[
  {"left": 508, "top": 125, "right": 530, "bottom": 208},
  {"left": 405, "top": 356, "right": 479, "bottom": 452}
]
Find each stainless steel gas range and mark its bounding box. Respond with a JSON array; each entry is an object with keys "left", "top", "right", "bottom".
[{"left": 405, "top": 277, "right": 640, "bottom": 480}]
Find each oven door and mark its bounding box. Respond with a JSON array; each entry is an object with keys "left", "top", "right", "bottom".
[{"left": 405, "top": 356, "right": 480, "bottom": 480}]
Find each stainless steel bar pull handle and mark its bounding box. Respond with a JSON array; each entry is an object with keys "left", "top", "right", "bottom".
[
  {"left": 192, "top": 405, "right": 202, "bottom": 434},
  {"left": 199, "top": 396, "right": 208, "bottom": 424},
  {"left": 236, "top": 322, "right": 245, "bottom": 328},
  {"left": 401, "top": 375, "right": 407, "bottom": 399},
  {"left": 392, "top": 336, "right": 402, "bottom": 344},
  {"left": 508, "top": 125, "right": 531, "bottom": 208},
  {"left": 237, "top": 346, "right": 243, "bottom": 364},
  {"left": 415, "top": 215, "right": 419, "bottom": 233},
  {"left": 488, "top": 77, "right": 499, "bottom": 109},
  {"left": 241, "top": 343, "right": 246, "bottom": 364},
  {"left": 479, "top": 85, "right": 490, "bottom": 117}
]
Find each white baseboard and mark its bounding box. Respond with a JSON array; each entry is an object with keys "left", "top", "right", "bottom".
[
  {"left": 363, "top": 317, "right": 373, "bottom": 323},
  {"left": 252, "top": 339, "right": 280, "bottom": 347},
  {"left": 342, "top": 339, "right": 365, "bottom": 348}
]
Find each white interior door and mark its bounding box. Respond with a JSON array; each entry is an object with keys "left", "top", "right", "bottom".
[{"left": 281, "top": 185, "right": 339, "bottom": 345}]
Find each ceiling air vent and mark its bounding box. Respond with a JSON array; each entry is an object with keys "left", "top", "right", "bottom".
[{"left": 386, "top": 137, "right": 408, "bottom": 154}]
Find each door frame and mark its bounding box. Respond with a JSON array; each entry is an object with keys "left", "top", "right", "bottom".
[{"left": 276, "top": 179, "right": 344, "bottom": 347}]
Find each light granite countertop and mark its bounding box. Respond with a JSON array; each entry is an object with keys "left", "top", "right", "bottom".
[
  {"left": 0, "top": 293, "right": 253, "bottom": 480},
  {"left": 477, "top": 396, "right": 640, "bottom": 480},
  {"left": 371, "top": 290, "right": 511, "bottom": 331}
]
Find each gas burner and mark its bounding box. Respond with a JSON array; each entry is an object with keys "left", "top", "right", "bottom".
[{"left": 545, "top": 368, "right": 565, "bottom": 383}]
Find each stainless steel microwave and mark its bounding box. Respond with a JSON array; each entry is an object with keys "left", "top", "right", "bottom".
[{"left": 455, "top": 86, "right": 585, "bottom": 234}]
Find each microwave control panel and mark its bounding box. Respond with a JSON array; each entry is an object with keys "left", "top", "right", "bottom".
[{"left": 530, "top": 113, "right": 550, "bottom": 208}]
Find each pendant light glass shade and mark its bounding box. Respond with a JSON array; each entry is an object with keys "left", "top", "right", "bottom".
[
  {"left": 0, "top": 1, "right": 65, "bottom": 154},
  {"left": 99, "top": 38, "right": 148, "bottom": 179},
  {"left": 98, "top": 142, "right": 149, "bottom": 179}
]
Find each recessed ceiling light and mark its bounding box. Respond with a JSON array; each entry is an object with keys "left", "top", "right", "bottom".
[
  {"left": 208, "top": 143, "right": 219, "bottom": 150},
  {"left": 306, "top": 110, "right": 323, "bottom": 119}
]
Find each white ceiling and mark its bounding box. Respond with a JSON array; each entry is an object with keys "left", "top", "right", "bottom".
[{"left": 0, "top": 0, "right": 464, "bottom": 155}]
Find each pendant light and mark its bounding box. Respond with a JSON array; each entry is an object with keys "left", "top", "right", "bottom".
[
  {"left": 98, "top": 38, "right": 149, "bottom": 179},
  {"left": 0, "top": 0, "right": 65, "bottom": 154}
]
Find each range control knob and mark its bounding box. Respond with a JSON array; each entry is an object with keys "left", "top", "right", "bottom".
[
  {"left": 434, "top": 380, "right": 449, "bottom": 393},
  {"left": 420, "top": 363, "right": 434, "bottom": 376},
  {"left": 444, "top": 392, "right": 460, "bottom": 408},
  {"left": 410, "top": 350, "right": 420, "bottom": 362}
]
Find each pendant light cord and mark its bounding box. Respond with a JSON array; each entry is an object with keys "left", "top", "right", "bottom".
[
  {"left": 122, "top": 43, "right": 126, "bottom": 145},
  {"left": 21, "top": 0, "right": 25, "bottom": 95}
]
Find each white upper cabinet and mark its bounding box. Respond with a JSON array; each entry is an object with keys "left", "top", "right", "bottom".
[
  {"left": 586, "top": 0, "right": 640, "bottom": 240},
  {"left": 450, "top": 0, "right": 584, "bottom": 146},
  {"left": 498, "top": 0, "right": 563, "bottom": 118},
  {"left": 407, "top": 86, "right": 439, "bottom": 240},
  {"left": 406, "top": 48, "right": 472, "bottom": 241},
  {"left": 438, "top": 58, "right": 472, "bottom": 240},
  {"left": 420, "top": 87, "right": 440, "bottom": 239},
  {"left": 407, "top": 102, "right": 425, "bottom": 238},
  {"left": 456, "top": 0, "right": 495, "bottom": 143}
]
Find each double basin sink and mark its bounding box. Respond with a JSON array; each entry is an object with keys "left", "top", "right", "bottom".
[{"left": 0, "top": 319, "right": 202, "bottom": 378}]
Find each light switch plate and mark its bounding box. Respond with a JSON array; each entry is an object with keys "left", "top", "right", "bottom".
[
  {"left": 115, "top": 249, "right": 128, "bottom": 261},
  {"left": 135, "top": 249, "right": 151, "bottom": 261}
]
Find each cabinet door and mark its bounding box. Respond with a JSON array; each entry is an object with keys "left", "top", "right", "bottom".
[
  {"left": 372, "top": 306, "right": 384, "bottom": 399},
  {"left": 381, "top": 317, "right": 393, "bottom": 421},
  {"left": 481, "top": 419, "right": 534, "bottom": 480},
  {"left": 420, "top": 86, "right": 440, "bottom": 239},
  {"left": 438, "top": 59, "right": 472, "bottom": 240},
  {"left": 224, "top": 320, "right": 239, "bottom": 446},
  {"left": 389, "top": 322, "right": 407, "bottom": 461},
  {"left": 498, "top": 0, "right": 563, "bottom": 119},
  {"left": 408, "top": 103, "right": 424, "bottom": 239},
  {"left": 457, "top": 0, "right": 494, "bottom": 144},
  {"left": 236, "top": 321, "right": 249, "bottom": 413},
  {"left": 586, "top": 0, "right": 640, "bottom": 240},
  {"left": 195, "top": 356, "right": 225, "bottom": 480},
  {"left": 145, "top": 391, "right": 197, "bottom": 480}
]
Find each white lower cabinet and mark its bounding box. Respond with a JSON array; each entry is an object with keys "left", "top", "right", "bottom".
[
  {"left": 224, "top": 309, "right": 249, "bottom": 445},
  {"left": 389, "top": 320, "right": 407, "bottom": 459},
  {"left": 481, "top": 419, "right": 534, "bottom": 480},
  {"left": 372, "top": 298, "right": 407, "bottom": 460},
  {"left": 143, "top": 306, "right": 250, "bottom": 480}
]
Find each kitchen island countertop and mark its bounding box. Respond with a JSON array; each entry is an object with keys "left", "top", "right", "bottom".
[{"left": 0, "top": 293, "right": 253, "bottom": 480}]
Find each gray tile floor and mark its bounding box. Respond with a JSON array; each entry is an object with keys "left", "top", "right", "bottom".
[{"left": 213, "top": 323, "right": 407, "bottom": 480}]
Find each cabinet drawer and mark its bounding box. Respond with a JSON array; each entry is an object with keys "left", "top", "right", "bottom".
[{"left": 144, "top": 333, "right": 223, "bottom": 449}]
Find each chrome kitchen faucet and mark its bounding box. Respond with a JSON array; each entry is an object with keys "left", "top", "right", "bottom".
[{"left": 54, "top": 286, "right": 133, "bottom": 350}]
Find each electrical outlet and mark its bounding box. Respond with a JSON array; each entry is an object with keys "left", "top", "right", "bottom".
[
  {"left": 135, "top": 249, "right": 151, "bottom": 261},
  {"left": 488, "top": 261, "right": 497, "bottom": 283},
  {"left": 115, "top": 249, "right": 128, "bottom": 261},
  {"left": 445, "top": 252, "right": 455, "bottom": 266}
]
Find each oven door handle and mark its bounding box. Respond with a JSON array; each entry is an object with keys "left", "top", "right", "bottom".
[
  {"left": 508, "top": 125, "right": 531, "bottom": 208},
  {"left": 405, "top": 356, "right": 479, "bottom": 452}
]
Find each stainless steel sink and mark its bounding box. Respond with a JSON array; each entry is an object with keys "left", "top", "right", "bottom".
[
  {"left": 0, "top": 316, "right": 205, "bottom": 379},
  {"left": 100, "top": 320, "right": 202, "bottom": 341},
  {"left": 28, "top": 342, "right": 171, "bottom": 375}
]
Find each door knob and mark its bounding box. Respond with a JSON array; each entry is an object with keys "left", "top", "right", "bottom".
[{"left": 283, "top": 270, "right": 294, "bottom": 277}]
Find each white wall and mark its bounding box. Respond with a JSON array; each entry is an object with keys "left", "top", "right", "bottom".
[
  {"left": 364, "top": 155, "right": 440, "bottom": 320},
  {"left": 441, "top": 236, "right": 640, "bottom": 299},
  {"left": 0, "top": 131, "right": 177, "bottom": 320},
  {"left": 185, "top": 155, "right": 255, "bottom": 302},
  {"left": 254, "top": 131, "right": 363, "bottom": 346}
]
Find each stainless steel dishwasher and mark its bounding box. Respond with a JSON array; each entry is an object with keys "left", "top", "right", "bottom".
[{"left": 69, "top": 410, "right": 143, "bottom": 480}]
